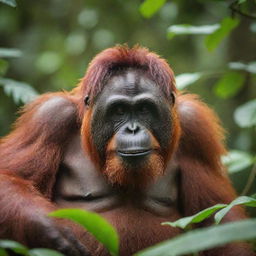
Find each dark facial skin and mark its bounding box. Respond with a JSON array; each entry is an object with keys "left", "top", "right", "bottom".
[{"left": 91, "top": 69, "right": 173, "bottom": 164}]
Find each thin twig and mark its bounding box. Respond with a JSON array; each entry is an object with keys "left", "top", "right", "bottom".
[{"left": 241, "top": 160, "right": 256, "bottom": 196}]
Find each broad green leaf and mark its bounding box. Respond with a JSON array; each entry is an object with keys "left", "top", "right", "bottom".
[
  {"left": 0, "top": 248, "right": 7, "bottom": 256},
  {"left": 49, "top": 209, "right": 119, "bottom": 256},
  {"left": 0, "top": 240, "right": 28, "bottom": 255},
  {"left": 0, "top": 48, "right": 22, "bottom": 58},
  {"left": 0, "top": 0, "right": 16, "bottom": 7},
  {"left": 222, "top": 150, "right": 254, "bottom": 173},
  {"left": 162, "top": 204, "right": 226, "bottom": 229},
  {"left": 175, "top": 73, "right": 202, "bottom": 90},
  {"left": 0, "top": 59, "right": 9, "bottom": 76},
  {"left": 140, "top": 0, "right": 166, "bottom": 18},
  {"left": 213, "top": 71, "right": 245, "bottom": 99},
  {"left": 29, "top": 249, "right": 64, "bottom": 256},
  {"left": 234, "top": 99, "right": 256, "bottom": 128},
  {"left": 229, "top": 61, "right": 256, "bottom": 74},
  {"left": 215, "top": 196, "right": 256, "bottom": 224},
  {"left": 167, "top": 24, "right": 219, "bottom": 39},
  {"left": 0, "top": 78, "right": 38, "bottom": 104},
  {"left": 135, "top": 219, "right": 256, "bottom": 256},
  {"left": 205, "top": 17, "right": 240, "bottom": 51}
]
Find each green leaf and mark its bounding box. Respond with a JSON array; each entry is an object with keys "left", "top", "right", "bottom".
[
  {"left": 140, "top": 0, "right": 166, "bottom": 18},
  {"left": 0, "top": 248, "right": 8, "bottom": 256},
  {"left": 28, "top": 249, "right": 64, "bottom": 256},
  {"left": 49, "top": 209, "right": 119, "bottom": 256},
  {"left": 167, "top": 24, "right": 219, "bottom": 39},
  {"left": 215, "top": 196, "right": 256, "bottom": 224},
  {"left": 205, "top": 17, "right": 240, "bottom": 51},
  {"left": 0, "top": 240, "right": 28, "bottom": 255},
  {"left": 0, "top": 59, "right": 9, "bottom": 76},
  {"left": 222, "top": 150, "right": 254, "bottom": 173},
  {"left": 135, "top": 219, "right": 256, "bottom": 256},
  {"left": 0, "top": 0, "right": 16, "bottom": 7},
  {"left": 175, "top": 73, "right": 202, "bottom": 90},
  {"left": 162, "top": 204, "right": 226, "bottom": 229},
  {"left": 213, "top": 71, "right": 245, "bottom": 99},
  {"left": 0, "top": 48, "right": 22, "bottom": 58},
  {"left": 0, "top": 78, "right": 39, "bottom": 104},
  {"left": 229, "top": 61, "right": 256, "bottom": 74},
  {"left": 234, "top": 99, "right": 256, "bottom": 128}
]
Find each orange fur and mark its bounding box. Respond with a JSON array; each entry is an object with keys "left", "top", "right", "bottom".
[
  {"left": 103, "top": 132, "right": 164, "bottom": 187},
  {"left": 81, "top": 109, "right": 101, "bottom": 168}
]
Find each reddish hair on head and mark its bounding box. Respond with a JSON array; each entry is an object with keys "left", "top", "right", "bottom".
[{"left": 79, "top": 45, "right": 176, "bottom": 103}]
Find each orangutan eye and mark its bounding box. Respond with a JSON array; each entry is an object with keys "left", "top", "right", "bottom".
[
  {"left": 115, "top": 105, "right": 126, "bottom": 115},
  {"left": 138, "top": 104, "right": 150, "bottom": 114}
]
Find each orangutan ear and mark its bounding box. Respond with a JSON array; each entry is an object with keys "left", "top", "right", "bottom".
[
  {"left": 84, "top": 95, "right": 90, "bottom": 106},
  {"left": 170, "top": 91, "right": 176, "bottom": 105}
]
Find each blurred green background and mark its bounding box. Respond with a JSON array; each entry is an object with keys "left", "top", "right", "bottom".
[{"left": 0, "top": 0, "right": 255, "bottom": 196}]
